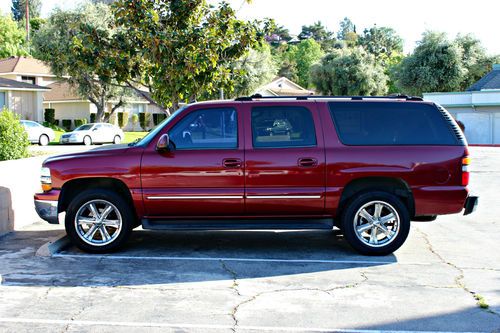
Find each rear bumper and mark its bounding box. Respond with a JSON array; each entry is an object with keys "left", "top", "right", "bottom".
[
  {"left": 34, "top": 190, "right": 61, "bottom": 224},
  {"left": 463, "top": 196, "right": 478, "bottom": 215}
]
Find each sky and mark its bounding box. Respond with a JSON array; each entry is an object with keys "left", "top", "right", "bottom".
[{"left": 1, "top": 0, "right": 499, "bottom": 55}]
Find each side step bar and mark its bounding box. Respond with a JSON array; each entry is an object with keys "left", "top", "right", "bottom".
[{"left": 142, "top": 218, "right": 334, "bottom": 231}]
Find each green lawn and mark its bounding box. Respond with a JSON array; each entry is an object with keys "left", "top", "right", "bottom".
[{"left": 48, "top": 131, "right": 148, "bottom": 145}]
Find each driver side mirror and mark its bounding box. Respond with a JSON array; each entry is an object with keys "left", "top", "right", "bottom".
[{"left": 156, "top": 134, "right": 173, "bottom": 152}]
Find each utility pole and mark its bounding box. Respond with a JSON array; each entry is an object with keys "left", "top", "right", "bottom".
[{"left": 25, "top": 0, "right": 30, "bottom": 43}]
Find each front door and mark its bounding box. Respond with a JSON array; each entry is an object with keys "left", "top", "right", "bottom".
[
  {"left": 141, "top": 106, "right": 244, "bottom": 218},
  {"left": 243, "top": 102, "right": 326, "bottom": 215}
]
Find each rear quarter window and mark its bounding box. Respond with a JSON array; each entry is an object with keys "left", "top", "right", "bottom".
[{"left": 328, "top": 102, "right": 458, "bottom": 146}]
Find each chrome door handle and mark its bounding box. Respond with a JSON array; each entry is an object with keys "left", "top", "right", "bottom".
[
  {"left": 223, "top": 158, "right": 242, "bottom": 168},
  {"left": 298, "top": 158, "right": 318, "bottom": 167}
]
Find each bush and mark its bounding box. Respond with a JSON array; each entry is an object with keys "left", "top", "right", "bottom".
[
  {"left": 0, "top": 109, "right": 29, "bottom": 161},
  {"left": 74, "top": 118, "right": 87, "bottom": 127},
  {"left": 139, "top": 113, "right": 146, "bottom": 130},
  {"left": 62, "top": 119, "right": 72, "bottom": 131},
  {"left": 118, "top": 112, "right": 129, "bottom": 128},
  {"left": 43, "top": 121, "right": 66, "bottom": 132},
  {"left": 131, "top": 114, "right": 139, "bottom": 127},
  {"left": 44, "top": 108, "right": 55, "bottom": 124},
  {"left": 90, "top": 113, "right": 96, "bottom": 123},
  {"left": 144, "top": 113, "right": 152, "bottom": 130},
  {"left": 153, "top": 113, "right": 167, "bottom": 125}
]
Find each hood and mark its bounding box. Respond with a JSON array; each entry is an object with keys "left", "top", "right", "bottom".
[{"left": 43, "top": 143, "right": 132, "bottom": 165}]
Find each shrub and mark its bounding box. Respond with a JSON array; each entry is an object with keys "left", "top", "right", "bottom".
[
  {"left": 153, "top": 113, "right": 167, "bottom": 125},
  {"left": 74, "top": 118, "right": 87, "bottom": 127},
  {"left": 109, "top": 112, "right": 117, "bottom": 125},
  {"left": 139, "top": 113, "right": 146, "bottom": 130},
  {"left": 43, "top": 121, "right": 66, "bottom": 132},
  {"left": 62, "top": 119, "right": 72, "bottom": 131},
  {"left": 90, "top": 113, "right": 96, "bottom": 123},
  {"left": 44, "top": 108, "right": 55, "bottom": 124},
  {"left": 144, "top": 113, "right": 152, "bottom": 130},
  {"left": 118, "top": 112, "right": 129, "bottom": 128},
  {"left": 131, "top": 114, "right": 139, "bottom": 128},
  {"left": 0, "top": 109, "right": 29, "bottom": 161}
]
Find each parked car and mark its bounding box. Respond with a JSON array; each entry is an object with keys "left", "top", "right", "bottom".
[
  {"left": 34, "top": 95, "right": 478, "bottom": 255},
  {"left": 21, "top": 120, "right": 55, "bottom": 146},
  {"left": 60, "top": 123, "right": 124, "bottom": 145}
]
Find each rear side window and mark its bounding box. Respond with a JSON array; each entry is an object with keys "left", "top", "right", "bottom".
[
  {"left": 251, "top": 106, "right": 316, "bottom": 148},
  {"left": 328, "top": 102, "right": 458, "bottom": 145}
]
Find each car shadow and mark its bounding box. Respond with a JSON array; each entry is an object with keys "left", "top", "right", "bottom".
[{"left": 1, "top": 229, "right": 397, "bottom": 287}]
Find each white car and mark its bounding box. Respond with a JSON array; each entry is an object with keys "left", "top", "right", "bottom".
[
  {"left": 21, "top": 120, "right": 55, "bottom": 146},
  {"left": 60, "top": 123, "right": 124, "bottom": 145}
]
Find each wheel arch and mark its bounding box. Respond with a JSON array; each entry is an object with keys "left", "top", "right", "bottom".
[{"left": 337, "top": 177, "right": 415, "bottom": 218}]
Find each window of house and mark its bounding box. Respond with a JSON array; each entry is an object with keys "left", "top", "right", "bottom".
[
  {"left": 169, "top": 108, "right": 237, "bottom": 149},
  {"left": 251, "top": 106, "right": 317, "bottom": 148},
  {"left": 21, "top": 76, "right": 36, "bottom": 85}
]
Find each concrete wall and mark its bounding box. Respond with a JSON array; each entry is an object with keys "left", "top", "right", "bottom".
[
  {"left": 9, "top": 90, "right": 39, "bottom": 121},
  {"left": 0, "top": 157, "right": 46, "bottom": 235}
]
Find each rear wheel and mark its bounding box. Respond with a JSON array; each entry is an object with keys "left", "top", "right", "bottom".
[
  {"left": 113, "top": 135, "right": 121, "bottom": 144},
  {"left": 341, "top": 191, "right": 410, "bottom": 256},
  {"left": 65, "top": 189, "right": 134, "bottom": 253},
  {"left": 83, "top": 136, "right": 92, "bottom": 146},
  {"left": 39, "top": 134, "right": 49, "bottom": 146}
]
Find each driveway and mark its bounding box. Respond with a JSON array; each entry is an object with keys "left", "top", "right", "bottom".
[{"left": 0, "top": 147, "right": 499, "bottom": 332}]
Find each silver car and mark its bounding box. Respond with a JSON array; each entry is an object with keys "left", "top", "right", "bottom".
[
  {"left": 60, "top": 123, "right": 124, "bottom": 145},
  {"left": 21, "top": 120, "right": 55, "bottom": 146}
]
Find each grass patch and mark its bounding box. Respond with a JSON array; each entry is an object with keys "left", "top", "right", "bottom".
[{"left": 123, "top": 132, "right": 148, "bottom": 144}]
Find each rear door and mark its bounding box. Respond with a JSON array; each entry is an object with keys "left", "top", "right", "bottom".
[{"left": 243, "top": 102, "right": 326, "bottom": 215}]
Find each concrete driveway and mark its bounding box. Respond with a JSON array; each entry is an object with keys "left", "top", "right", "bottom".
[{"left": 0, "top": 147, "right": 499, "bottom": 332}]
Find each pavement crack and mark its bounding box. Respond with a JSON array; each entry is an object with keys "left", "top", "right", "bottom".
[
  {"left": 417, "top": 228, "right": 500, "bottom": 317},
  {"left": 220, "top": 260, "right": 241, "bottom": 333}
]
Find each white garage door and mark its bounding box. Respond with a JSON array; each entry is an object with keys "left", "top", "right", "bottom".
[{"left": 456, "top": 113, "right": 492, "bottom": 144}]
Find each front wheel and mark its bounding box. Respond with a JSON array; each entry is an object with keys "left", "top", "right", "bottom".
[
  {"left": 39, "top": 134, "right": 49, "bottom": 146},
  {"left": 113, "top": 135, "right": 121, "bottom": 144},
  {"left": 65, "top": 189, "right": 134, "bottom": 253},
  {"left": 83, "top": 136, "right": 92, "bottom": 146},
  {"left": 340, "top": 191, "right": 410, "bottom": 256}
]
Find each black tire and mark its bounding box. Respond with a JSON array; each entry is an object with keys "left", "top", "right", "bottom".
[
  {"left": 113, "top": 135, "right": 121, "bottom": 144},
  {"left": 83, "top": 136, "right": 92, "bottom": 146},
  {"left": 65, "top": 189, "right": 134, "bottom": 253},
  {"left": 341, "top": 191, "right": 410, "bottom": 256},
  {"left": 39, "top": 134, "right": 49, "bottom": 146}
]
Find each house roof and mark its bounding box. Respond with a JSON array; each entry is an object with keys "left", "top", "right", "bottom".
[
  {"left": 43, "top": 81, "right": 84, "bottom": 101},
  {"left": 0, "top": 77, "right": 50, "bottom": 91},
  {"left": 255, "top": 77, "right": 314, "bottom": 96},
  {"left": 467, "top": 64, "right": 500, "bottom": 91},
  {"left": 0, "top": 56, "right": 53, "bottom": 76}
]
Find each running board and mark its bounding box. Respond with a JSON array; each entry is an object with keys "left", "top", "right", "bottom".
[{"left": 141, "top": 218, "right": 334, "bottom": 231}]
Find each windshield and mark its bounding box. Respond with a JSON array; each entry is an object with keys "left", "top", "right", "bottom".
[
  {"left": 131, "top": 106, "right": 187, "bottom": 146},
  {"left": 75, "top": 125, "right": 93, "bottom": 131}
]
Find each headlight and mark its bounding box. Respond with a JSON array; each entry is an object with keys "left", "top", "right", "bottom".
[{"left": 41, "top": 167, "right": 52, "bottom": 192}]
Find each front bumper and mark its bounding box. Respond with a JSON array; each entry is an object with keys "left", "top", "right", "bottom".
[
  {"left": 34, "top": 199, "right": 59, "bottom": 224},
  {"left": 463, "top": 196, "right": 479, "bottom": 215}
]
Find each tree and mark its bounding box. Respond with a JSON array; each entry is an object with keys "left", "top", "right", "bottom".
[
  {"left": 32, "top": 4, "right": 129, "bottom": 122},
  {"left": 359, "top": 26, "right": 404, "bottom": 64},
  {"left": 337, "top": 17, "right": 356, "bottom": 40},
  {"left": 395, "top": 31, "right": 466, "bottom": 95},
  {"left": 11, "top": 0, "right": 41, "bottom": 21},
  {"left": 298, "top": 21, "right": 335, "bottom": 50},
  {"left": 0, "top": 14, "right": 28, "bottom": 58},
  {"left": 266, "top": 23, "right": 291, "bottom": 44},
  {"left": 111, "top": 0, "right": 268, "bottom": 111},
  {"left": 311, "top": 47, "right": 388, "bottom": 96},
  {"left": 287, "top": 39, "right": 324, "bottom": 88},
  {"left": 229, "top": 44, "right": 278, "bottom": 97}
]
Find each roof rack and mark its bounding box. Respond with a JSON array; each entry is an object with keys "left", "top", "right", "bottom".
[{"left": 235, "top": 94, "right": 423, "bottom": 102}]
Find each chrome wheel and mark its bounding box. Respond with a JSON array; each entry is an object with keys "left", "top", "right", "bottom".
[
  {"left": 353, "top": 201, "right": 400, "bottom": 248},
  {"left": 74, "top": 200, "right": 122, "bottom": 246}
]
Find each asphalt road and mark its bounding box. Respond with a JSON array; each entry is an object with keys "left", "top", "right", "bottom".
[{"left": 0, "top": 147, "right": 499, "bottom": 332}]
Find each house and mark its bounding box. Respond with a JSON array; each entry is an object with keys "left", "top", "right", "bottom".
[
  {"left": 254, "top": 77, "right": 314, "bottom": 96},
  {"left": 0, "top": 56, "right": 165, "bottom": 130},
  {"left": 423, "top": 64, "right": 500, "bottom": 145}
]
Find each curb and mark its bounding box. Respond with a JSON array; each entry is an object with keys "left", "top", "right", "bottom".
[{"left": 35, "top": 235, "right": 71, "bottom": 257}]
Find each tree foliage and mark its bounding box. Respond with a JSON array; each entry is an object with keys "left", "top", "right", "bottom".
[
  {"left": 11, "top": 0, "right": 41, "bottom": 21},
  {"left": 0, "top": 14, "right": 28, "bottom": 58},
  {"left": 311, "top": 47, "right": 388, "bottom": 96},
  {"left": 394, "top": 31, "right": 466, "bottom": 95},
  {"left": 0, "top": 108, "right": 29, "bottom": 161},
  {"left": 359, "top": 26, "right": 403, "bottom": 63},
  {"left": 111, "top": 0, "right": 269, "bottom": 110},
  {"left": 337, "top": 17, "right": 356, "bottom": 40},
  {"left": 279, "top": 39, "right": 323, "bottom": 88},
  {"left": 32, "top": 4, "right": 129, "bottom": 122},
  {"left": 298, "top": 21, "right": 335, "bottom": 50}
]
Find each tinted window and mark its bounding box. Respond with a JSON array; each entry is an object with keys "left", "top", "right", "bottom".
[
  {"left": 251, "top": 106, "right": 316, "bottom": 148},
  {"left": 75, "top": 125, "right": 93, "bottom": 131},
  {"left": 328, "top": 102, "right": 458, "bottom": 145},
  {"left": 169, "top": 108, "right": 237, "bottom": 149}
]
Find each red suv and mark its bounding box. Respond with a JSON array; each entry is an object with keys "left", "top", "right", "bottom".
[{"left": 34, "top": 95, "right": 478, "bottom": 255}]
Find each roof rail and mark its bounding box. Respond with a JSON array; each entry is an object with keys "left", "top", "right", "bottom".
[{"left": 234, "top": 94, "right": 423, "bottom": 102}]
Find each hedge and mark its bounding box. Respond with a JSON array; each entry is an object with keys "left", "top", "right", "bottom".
[
  {"left": 0, "top": 109, "right": 29, "bottom": 161},
  {"left": 153, "top": 113, "right": 167, "bottom": 125},
  {"left": 118, "top": 112, "right": 129, "bottom": 128},
  {"left": 74, "top": 118, "right": 87, "bottom": 128},
  {"left": 62, "top": 119, "right": 72, "bottom": 131},
  {"left": 44, "top": 108, "right": 55, "bottom": 124},
  {"left": 90, "top": 113, "right": 96, "bottom": 123}
]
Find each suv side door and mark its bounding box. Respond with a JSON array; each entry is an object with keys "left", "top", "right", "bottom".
[
  {"left": 141, "top": 105, "right": 244, "bottom": 217},
  {"left": 243, "top": 102, "right": 326, "bottom": 215}
]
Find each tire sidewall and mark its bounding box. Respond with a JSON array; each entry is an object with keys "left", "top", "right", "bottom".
[
  {"left": 39, "top": 135, "right": 49, "bottom": 146},
  {"left": 65, "top": 189, "right": 133, "bottom": 253},
  {"left": 113, "top": 135, "right": 121, "bottom": 144},
  {"left": 83, "top": 136, "right": 92, "bottom": 145},
  {"left": 341, "top": 191, "right": 410, "bottom": 256}
]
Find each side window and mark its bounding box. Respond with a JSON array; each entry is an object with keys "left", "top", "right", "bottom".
[
  {"left": 169, "top": 108, "right": 238, "bottom": 149},
  {"left": 328, "top": 102, "right": 458, "bottom": 146},
  {"left": 251, "top": 106, "right": 317, "bottom": 148}
]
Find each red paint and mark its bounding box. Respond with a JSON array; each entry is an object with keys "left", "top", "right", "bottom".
[{"left": 35, "top": 99, "right": 472, "bottom": 223}]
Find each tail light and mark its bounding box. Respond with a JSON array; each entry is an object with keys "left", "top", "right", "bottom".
[
  {"left": 461, "top": 156, "right": 470, "bottom": 186},
  {"left": 41, "top": 167, "right": 52, "bottom": 192}
]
